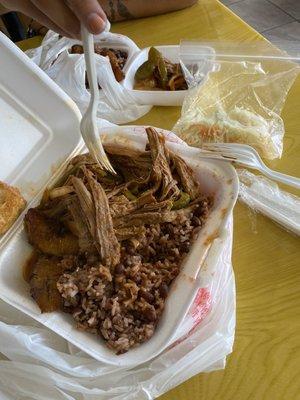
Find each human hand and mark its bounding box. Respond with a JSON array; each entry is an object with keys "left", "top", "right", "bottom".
[{"left": 0, "top": 0, "right": 107, "bottom": 38}]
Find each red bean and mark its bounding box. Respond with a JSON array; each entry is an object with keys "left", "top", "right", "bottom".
[
  {"left": 159, "top": 283, "right": 169, "bottom": 299},
  {"left": 126, "top": 247, "right": 136, "bottom": 256},
  {"left": 180, "top": 241, "right": 191, "bottom": 253},
  {"left": 140, "top": 289, "right": 154, "bottom": 303},
  {"left": 144, "top": 307, "right": 156, "bottom": 322},
  {"left": 115, "top": 263, "right": 125, "bottom": 275},
  {"left": 191, "top": 216, "right": 201, "bottom": 227}
]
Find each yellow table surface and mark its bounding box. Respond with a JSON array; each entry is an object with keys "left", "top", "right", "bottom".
[{"left": 18, "top": 1, "right": 300, "bottom": 399}]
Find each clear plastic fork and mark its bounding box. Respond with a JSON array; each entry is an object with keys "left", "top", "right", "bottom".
[
  {"left": 80, "top": 25, "right": 116, "bottom": 174},
  {"left": 202, "top": 142, "right": 300, "bottom": 189}
]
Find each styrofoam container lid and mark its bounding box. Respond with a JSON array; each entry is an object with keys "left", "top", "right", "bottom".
[
  {"left": 0, "top": 32, "right": 83, "bottom": 249},
  {"left": 0, "top": 33, "right": 238, "bottom": 367}
]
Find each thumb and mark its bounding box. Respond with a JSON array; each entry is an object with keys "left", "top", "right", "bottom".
[{"left": 66, "top": 0, "right": 107, "bottom": 34}]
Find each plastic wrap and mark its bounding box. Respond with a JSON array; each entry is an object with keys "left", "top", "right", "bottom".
[
  {"left": 174, "top": 41, "right": 300, "bottom": 160},
  {"left": 25, "top": 30, "right": 151, "bottom": 124},
  {"left": 238, "top": 169, "right": 300, "bottom": 235}
]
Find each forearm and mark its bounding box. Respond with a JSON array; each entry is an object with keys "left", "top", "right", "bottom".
[
  {"left": 0, "top": 0, "right": 197, "bottom": 39},
  {"left": 100, "top": 0, "right": 198, "bottom": 22}
]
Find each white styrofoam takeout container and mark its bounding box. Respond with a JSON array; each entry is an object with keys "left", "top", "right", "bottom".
[
  {"left": 0, "top": 33, "right": 238, "bottom": 367},
  {"left": 122, "top": 45, "right": 215, "bottom": 106}
]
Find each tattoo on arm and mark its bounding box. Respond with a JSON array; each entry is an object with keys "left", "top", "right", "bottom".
[
  {"left": 107, "top": 0, "right": 116, "bottom": 21},
  {"left": 116, "top": 0, "right": 135, "bottom": 19}
]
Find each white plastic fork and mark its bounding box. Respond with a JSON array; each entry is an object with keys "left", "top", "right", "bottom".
[
  {"left": 80, "top": 25, "right": 115, "bottom": 174},
  {"left": 202, "top": 142, "right": 300, "bottom": 189}
]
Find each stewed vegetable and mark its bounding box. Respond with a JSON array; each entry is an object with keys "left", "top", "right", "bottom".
[{"left": 134, "top": 47, "right": 188, "bottom": 91}]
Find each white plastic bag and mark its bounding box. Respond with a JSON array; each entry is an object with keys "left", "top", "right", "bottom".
[
  {"left": 25, "top": 30, "right": 151, "bottom": 124},
  {"left": 0, "top": 219, "right": 234, "bottom": 400},
  {"left": 238, "top": 169, "right": 300, "bottom": 235},
  {"left": 0, "top": 128, "right": 235, "bottom": 399}
]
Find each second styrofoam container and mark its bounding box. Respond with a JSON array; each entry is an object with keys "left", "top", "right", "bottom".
[{"left": 122, "top": 45, "right": 215, "bottom": 106}]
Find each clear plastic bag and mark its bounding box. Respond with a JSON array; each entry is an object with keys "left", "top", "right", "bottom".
[
  {"left": 0, "top": 129, "right": 235, "bottom": 400},
  {"left": 174, "top": 41, "right": 300, "bottom": 160},
  {"left": 238, "top": 169, "right": 300, "bottom": 235},
  {"left": 25, "top": 30, "right": 151, "bottom": 124}
]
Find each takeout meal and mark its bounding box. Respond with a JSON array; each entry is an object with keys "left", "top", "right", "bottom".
[
  {"left": 23, "top": 128, "right": 212, "bottom": 354},
  {"left": 69, "top": 44, "right": 128, "bottom": 83},
  {"left": 0, "top": 181, "right": 26, "bottom": 235},
  {"left": 134, "top": 47, "right": 188, "bottom": 91}
]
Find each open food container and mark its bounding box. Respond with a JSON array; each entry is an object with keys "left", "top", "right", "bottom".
[
  {"left": 122, "top": 45, "right": 215, "bottom": 106},
  {"left": 26, "top": 32, "right": 215, "bottom": 108},
  {"left": 0, "top": 33, "right": 238, "bottom": 367}
]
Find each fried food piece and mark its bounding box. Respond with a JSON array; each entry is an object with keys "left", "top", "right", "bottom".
[
  {"left": 0, "top": 181, "right": 26, "bottom": 235},
  {"left": 29, "top": 255, "right": 65, "bottom": 312},
  {"left": 24, "top": 208, "right": 79, "bottom": 256}
]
